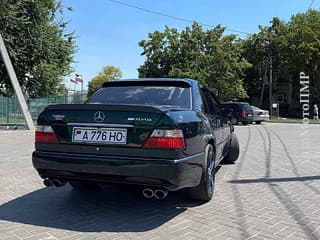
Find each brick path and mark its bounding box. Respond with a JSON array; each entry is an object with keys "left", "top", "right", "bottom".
[{"left": 0, "top": 123, "right": 319, "bottom": 240}]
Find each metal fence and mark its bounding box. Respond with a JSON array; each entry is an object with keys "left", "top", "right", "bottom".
[{"left": 0, "top": 94, "right": 83, "bottom": 124}]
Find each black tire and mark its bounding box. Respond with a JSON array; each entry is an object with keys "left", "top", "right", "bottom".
[
  {"left": 231, "top": 117, "right": 238, "bottom": 125},
  {"left": 225, "top": 133, "right": 240, "bottom": 162},
  {"left": 188, "top": 144, "right": 215, "bottom": 202},
  {"left": 255, "top": 121, "right": 262, "bottom": 124},
  {"left": 242, "top": 121, "right": 248, "bottom": 125},
  {"left": 69, "top": 181, "right": 97, "bottom": 190}
]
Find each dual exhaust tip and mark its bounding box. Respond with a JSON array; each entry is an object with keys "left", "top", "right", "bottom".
[
  {"left": 44, "top": 179, "right": 168, "bottom": 199},
  {"left": 43, "top": 178, "right": 66, "bottom": 187},
  {"left": 142, "top": 188, "right": 168, "bottom": 199}
]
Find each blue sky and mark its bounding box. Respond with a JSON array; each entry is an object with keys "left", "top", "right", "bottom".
[{"left": 62, "top": 0, "right": 317, "bottom": 90}]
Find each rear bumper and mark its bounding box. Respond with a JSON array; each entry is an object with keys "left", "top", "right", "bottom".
[
  {"left": 235, "top": 114, "right": 253, "bottom": 123},
  {"left": 254, "top": 115, "right": 270, "bottom": 122},
  {"left": 32, "top": 151, "right": 204, "bottom": 191},
  {"left": 241, "top": 116, "right": 254, "bottom": 122}
]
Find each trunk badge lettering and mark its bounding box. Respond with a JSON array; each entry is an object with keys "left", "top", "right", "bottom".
[
  {"left": 52, "top": 114, "right": 65, "bottom": 121},
  {"left": 128, "top": 117, "right": 152, "bottom": 122},
  {"left": 94, "top": 111, "right": 105, "bottom": 122}
]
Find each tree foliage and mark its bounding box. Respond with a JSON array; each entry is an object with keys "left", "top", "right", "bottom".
[
  {"left": 0, "top": 0, "right": 75, "bottom": 97},
  {"left": 242, "top": 10, "right": 320, "bottom": 105},
  {"left": 138, "top": 22, "right": 251, "bottom": 101},
  {"left": 87, "top": 66, "right": 122, "bottom": 97}
]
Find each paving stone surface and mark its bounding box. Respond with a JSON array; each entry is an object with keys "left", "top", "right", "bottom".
[{"left": 0, "top": 123, "right": 319, "bottom": 240}]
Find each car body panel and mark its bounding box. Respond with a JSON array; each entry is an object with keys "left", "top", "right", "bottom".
[
  {"left": 32, "top": 78, "right": 234, "bottom": 191},
  {"left": 252, "top": 106, "right": 270, "bottom": 122},
  {"left": 33, "top": 150, "right": 205, "bottom": 191},
  {"left": 221, "top": 102, "right": 254, "bottom": 124}
]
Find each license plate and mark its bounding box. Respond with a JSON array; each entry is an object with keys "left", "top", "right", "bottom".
[{"left": 72, "top": 127, "right": 127, "bottom": 144}]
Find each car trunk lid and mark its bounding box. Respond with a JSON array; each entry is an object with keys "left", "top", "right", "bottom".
[{"left": 38, "top": 104, "right": 166, "bottom": 148}]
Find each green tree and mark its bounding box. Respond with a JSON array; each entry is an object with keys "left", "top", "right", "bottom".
[
  {"left": 0, "top": 0, "right": 75, "bottom": 97},
  {"left": 138, "top": 22, "right": 251, "bottom": 100},
  {"left": 241, "top": 18, "right": 285, "bottom": 104},
  {"left": 286, "top": 10, "right": 320, "bottom": 104},
  {"left": 242, "top": 11, "right": 320, "bottom": 106},
  {"left": 87, "top": 66, "right": 122, "bottom": 97}
]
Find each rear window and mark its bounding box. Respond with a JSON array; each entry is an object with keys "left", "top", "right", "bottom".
[
  {"left": 87, "top": 86, "right": 191, "bottom": 108},
  {"left": 222, "top": 103, "right": 236, "bottom": 109},
  {"left": 222, "top": 104, "right": 232, "bottom": 107},
  {"left": 241, "top": 103, "right": 252, "bottom": 110},
  {"left": 222, "top": 103, "right": 252, "bottom": 111}
]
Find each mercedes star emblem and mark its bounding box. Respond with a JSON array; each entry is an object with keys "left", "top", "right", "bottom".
[{"left": 94, "top": 111, "right": 105, "bottom": 122}]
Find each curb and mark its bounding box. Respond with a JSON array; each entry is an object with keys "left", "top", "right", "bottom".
[{"left": 267, "top": 121, "right": 320, "bottom": 125}]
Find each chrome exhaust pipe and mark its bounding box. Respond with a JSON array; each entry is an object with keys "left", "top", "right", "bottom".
[
  {"left": 52, "top": 179, "right": 66, "bottom": 187},
  {"left": 43, "top": 178, "right": 53, "bottom": 187},
  {"left": 142, "top": 188, "right": 154, "bottom": 199},
  {"left": 154, "top": 189, "right": 168, "bottom": 199}
]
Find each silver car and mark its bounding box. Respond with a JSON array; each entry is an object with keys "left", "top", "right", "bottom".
[{"left": 252, "top": 106, "right": 270, "bottom": 124}]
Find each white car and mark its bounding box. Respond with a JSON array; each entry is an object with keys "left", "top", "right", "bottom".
[{"left": 251, "top": 106, "right": 270, "bottom": 124}]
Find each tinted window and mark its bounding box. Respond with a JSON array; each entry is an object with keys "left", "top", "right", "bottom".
[
  {"left": 241, "top": 103, "right": 252, "bottom": 110},
  {"left": 222, "top": 104, "right": 236, "bottom": 109},
  {"left": 205, "top": 91, "right": 221, "bottom": 115},
  {"left": 199, "top": 87, "right": 210, "bottom": 114},
  {"left": 199, "top": 86, "right": 222, "bottom": 115},
  {"left": 87, "top": 86, "right": 191, "bottom": 108}
]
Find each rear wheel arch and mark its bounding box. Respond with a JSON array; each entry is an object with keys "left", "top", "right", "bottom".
[
  {"left": 188, "top": 143, "right": 216, "bottom": 201},
  {"left": 207, "top": 139, "right": 215, "bottom": 149},
  {"left": 206, "top": 140, "right": 216, "bottom": 163},
  {"left": 201, "top": 139, "right": 217, "bottom": 174}
]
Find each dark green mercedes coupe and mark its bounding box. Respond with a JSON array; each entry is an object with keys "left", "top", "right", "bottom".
[{"left": 32, "top": 78, "right": 239, "bottom": 201}]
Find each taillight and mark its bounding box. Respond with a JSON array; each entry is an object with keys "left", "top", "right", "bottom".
[
  {"left": 241, "top": 109, "right": 246, "bottom": 117},
  {"left": 35, "top": 125, "right": 58, "bottom": 143},
  {"left": 144, "top": 129, "right": 185, "bottom": 149}
]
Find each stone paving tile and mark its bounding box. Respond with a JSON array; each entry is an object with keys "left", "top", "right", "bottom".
[{"left": 0, "top": 124, "right": 319, "bottom": 239}]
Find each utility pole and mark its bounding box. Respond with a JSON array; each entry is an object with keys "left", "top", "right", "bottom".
[
  {"left": 0, "top": 33, "right": 35, "bottom": 130},
  {"left": 269, "top": 55, "right": 273, "bottom": 117},
  {"left": 259, "top": 61, "right": 268, "bottom": 106},
  {"left": 261, "top": 39, "right": 273, "bottom": 116}
]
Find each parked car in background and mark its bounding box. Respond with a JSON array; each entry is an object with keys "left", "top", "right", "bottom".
[
  {"left": 32, "top": 78, "right": 240, "bottom": 202},
  {"left": 221, "top": 102, "right": 254, "bottom": 125},
  {"left": 251, "top": 105, "right": 270, "bottom": 124}
]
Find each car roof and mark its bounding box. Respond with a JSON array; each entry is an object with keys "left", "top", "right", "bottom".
[
  {"left": 102, "top": 78, "right": 197, "bottom": 88},
  {"left": 222, "top": 102, "right": 250, "bottom": 105}
]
